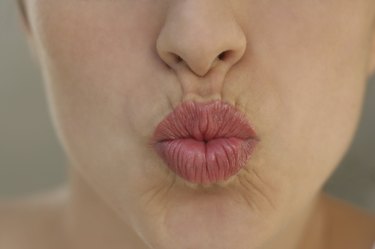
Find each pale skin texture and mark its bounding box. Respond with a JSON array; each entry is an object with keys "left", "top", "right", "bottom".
[{"left": 1, "top": 0, "right": 375, "bottom": 248}]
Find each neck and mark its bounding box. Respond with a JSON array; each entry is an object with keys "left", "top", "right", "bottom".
[{"left": 61, "top": 166, "right": 329, "bottom": 249}]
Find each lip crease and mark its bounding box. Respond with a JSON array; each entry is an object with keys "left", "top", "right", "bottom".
[{"left": 151, "top": 100, "right": 259, "bottom": 185}]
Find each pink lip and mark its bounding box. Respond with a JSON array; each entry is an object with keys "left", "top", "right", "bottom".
[{"left": 151, "top": 100, "right": 258, "bottom": 185}]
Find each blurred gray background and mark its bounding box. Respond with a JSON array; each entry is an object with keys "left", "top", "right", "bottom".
[{"left": 1, "top": 0, "right": 374, "bottom": 211}]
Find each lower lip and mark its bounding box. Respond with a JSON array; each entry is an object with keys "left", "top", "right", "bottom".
[{"left": 154, "top": 137, "right": 257, "bottom": 185}]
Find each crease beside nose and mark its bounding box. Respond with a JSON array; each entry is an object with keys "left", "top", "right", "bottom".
[{"left": 156, "top": 1, "right": 247, "bottom": 77}]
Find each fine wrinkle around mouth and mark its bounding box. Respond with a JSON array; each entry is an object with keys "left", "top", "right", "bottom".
[
  {"left": 153, "top": 100, "right": 257, "bottom": 142},
  {"left": 176, "top": 101, "right": 239, "bottom": 140}
]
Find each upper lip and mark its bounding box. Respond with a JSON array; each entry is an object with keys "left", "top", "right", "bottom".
[{"left": 152, "top": 100, "right": 258, "bottom": 143}]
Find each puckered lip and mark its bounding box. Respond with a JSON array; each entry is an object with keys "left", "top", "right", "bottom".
[{"left": 152, "top": 100, "right": 258, "bottom": 144}]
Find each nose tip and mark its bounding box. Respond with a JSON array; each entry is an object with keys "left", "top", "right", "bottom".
[{"left": 156, "top": 1, "right": 247, "bottom": 77}]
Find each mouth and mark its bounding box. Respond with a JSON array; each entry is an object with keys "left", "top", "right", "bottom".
[{"left": 152, "top": 100, "right": 259, "bottom": 185}]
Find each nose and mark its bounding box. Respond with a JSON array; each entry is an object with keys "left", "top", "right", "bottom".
[{"left": 156, "top": 0, "right": 247, "bottom": 77}]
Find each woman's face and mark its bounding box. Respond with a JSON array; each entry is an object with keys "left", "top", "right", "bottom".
[{"left": 24, "top": 1, "right": 375, "bottom": 248}]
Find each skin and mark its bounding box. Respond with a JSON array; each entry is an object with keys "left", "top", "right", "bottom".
[{"left": 2, "top": 0, "right": 375, "bottom": 248}]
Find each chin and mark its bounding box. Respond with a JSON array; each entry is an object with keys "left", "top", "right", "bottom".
[{"left": 130, "top": 185, "right": 280, "bottom": 249}]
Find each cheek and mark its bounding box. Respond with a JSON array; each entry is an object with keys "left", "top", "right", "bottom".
[
  {"left": 244, "top": 1, "right": 371, "bottom": 201},
  {"left": 235, "top": 12, "right": 368, "bottom": 213},
  {"left": 31, "top": 1, "right": 167, "bottom": 139},
  {"left": 28, "top": 2, "right": 175, "bottom": 189}
]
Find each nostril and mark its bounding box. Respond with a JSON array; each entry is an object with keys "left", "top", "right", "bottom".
[
  {"left": 218, "top": 51, "right": 229, "bottom": 61},
  {"left": 175, "top": 55, "right": 183, "bottom": 63}
]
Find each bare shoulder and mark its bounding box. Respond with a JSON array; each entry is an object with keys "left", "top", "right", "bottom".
[
  {"left": 322, "top": 193, "right": 375, "bottom": 249},
  {"left": 0, "top": 188, "right": 69, "bottom": 249}
]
